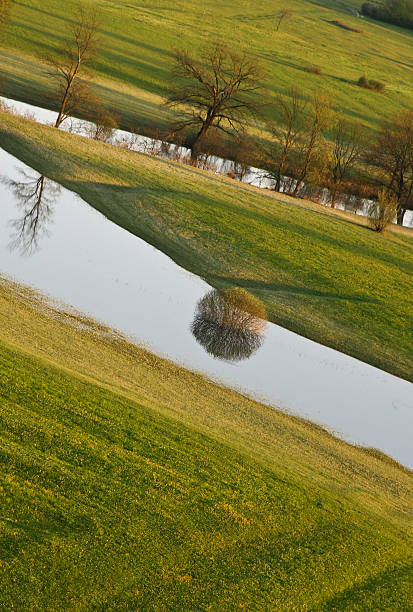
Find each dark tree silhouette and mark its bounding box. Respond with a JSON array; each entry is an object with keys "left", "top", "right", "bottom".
[
  {"left": 166, "top": 42, "right": 264, "bottom": 159},
  {"left": 3, "top": 170, "right": 60, "bottom": 254}
]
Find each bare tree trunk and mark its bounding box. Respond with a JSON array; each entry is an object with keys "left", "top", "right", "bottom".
[
  {"left": 54, "top": 67, "right": 80, "bottom": 128},
  {"left": 191, "top": 119, "right": 213, "bottom": 162},
  {"left": 397, "top": 206, "right": 406, "bottom": 225},
  {"left": 44, "top": 3, "right": 101, "bottom": 129}
]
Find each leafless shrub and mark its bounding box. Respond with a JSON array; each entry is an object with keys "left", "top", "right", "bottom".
[
  {"left": 87, "top": 107, "right": 119, "bottom": 142},
  {"left": 368, "top": 189, "right": 398, "bottom": 232}
]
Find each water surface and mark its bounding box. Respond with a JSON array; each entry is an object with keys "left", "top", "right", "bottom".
[{"left": 1, "top": 147, "right": 412, "bottom": 467}]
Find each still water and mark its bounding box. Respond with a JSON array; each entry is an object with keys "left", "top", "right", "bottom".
[{"left": 1, "top": 147, "right": 412, "bottom": 467}]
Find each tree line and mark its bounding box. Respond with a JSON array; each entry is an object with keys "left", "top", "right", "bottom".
[
  {"left": 1, "top": 1, "right": 412, "bottom": 227},
  {"left": 166, "top": 42, "right": 413, "bottom": 226},
  {"left": 361, "top": 0, "right": 413, "bottom": 30}
]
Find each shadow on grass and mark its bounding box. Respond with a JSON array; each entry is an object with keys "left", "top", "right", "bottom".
[
  {"left": 320, "top": 563, "right": 413, "bottom": 611},
  {"left": 207, "top": 276, "right": 381, "bottom": 305}
]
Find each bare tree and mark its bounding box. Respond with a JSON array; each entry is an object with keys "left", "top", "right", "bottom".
[
  {"left": 292, "top": 90, "right": 333, "bottom": 196},
  {"left": 275, "top": 8, "right": 293, "bottom": 32},
  {"left": 368, "top": 111, "right": 413, "bottom": 225},
  {"left": 43, "top": 2, "right": 101, "bottom": 128},
  {"left": 166, "top": 42, "right": 264, "bottom": 159},
  {"left": 264, "top": 87, "right": 307, "bottom": 191},
  {"left": 328, "top": 117, "right": 364, "bottom": 207}
]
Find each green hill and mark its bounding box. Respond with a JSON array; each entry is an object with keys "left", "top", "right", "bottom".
[
  {"left": 0, "top": 277, "right": 412, "bottom": 610},
  {"left": 0, "top": 0, "right": 412, "bottom": 138},
  {"left": 1, "top": 110, "right": 412, "bottom": 382}
]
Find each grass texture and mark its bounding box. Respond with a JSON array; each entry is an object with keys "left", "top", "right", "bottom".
[
  {"left": 1, "top": 111, "right": 412, "bottom": 382},
  {"left": 0, "top": 276, "right": 412, "bottom": 610},
  {"left": 0, "top": 0, "right": 412, "bottom": 137}
]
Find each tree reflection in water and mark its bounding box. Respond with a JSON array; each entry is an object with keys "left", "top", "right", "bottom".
[
  {"left": 3, "top": 170, "right": 60, "bottom": 254},
  {"left": 191, "top": 288, "right": 267, "bottom": 362}
]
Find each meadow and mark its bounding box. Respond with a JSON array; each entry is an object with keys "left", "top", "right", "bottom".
[
  {"left": 0, "top": 276, "right": 412, "bottom": 610},
  {"left": 0, "top": 0, "right": 412, "bottom": 139},
  {"left": 1, "top": 3, "right": 413, "bottom": 606},
  {"left": 1, "top": 110, "right": 412, "bottom": 382}
]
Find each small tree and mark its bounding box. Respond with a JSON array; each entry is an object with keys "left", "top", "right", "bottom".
[
  {"left": 368, "top": 189, "right": 398, "bottom": 233},
  {"left": 292, "top": 90, "right": 333, "bottom": 196},
  {"left": 275, "top": 8, "right": 293, "bottom": 32},
  {"left": 264, "top": 87, "right": 307, "bottom": 191},
  {"left": 166, "top": 42, "right": 264, "bottom": 159},
  {"left": 368, "top": 111, "right": 413, "bottom": 225},
  {"left": 44, "top": 2, "right": 101, "bottom": 128},
  {"left": 328, "top": 117, "right": 363, "bottom": 207}
]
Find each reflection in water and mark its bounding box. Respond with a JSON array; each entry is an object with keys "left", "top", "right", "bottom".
[
  {"left": 3, "top": 171, "right": 60, "bottom": 254},
  {"left": 191, "top": 288, "right": 267, "bottom": 362}
]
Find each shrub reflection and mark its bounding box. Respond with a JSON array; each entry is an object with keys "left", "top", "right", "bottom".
[{"left": 191, "top": 288, "right": 267, "bottom": 362}]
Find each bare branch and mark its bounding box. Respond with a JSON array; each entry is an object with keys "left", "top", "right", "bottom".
[
  {"left": 42, "top": 2, "right": 102, "bottom": 128},
  {"left": 166, "top": 41, "right": 264, "bottom": 159}
]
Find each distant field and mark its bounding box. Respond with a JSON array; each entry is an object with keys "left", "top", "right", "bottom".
[
  {"left": 0, "top": 0, "right": 412, "bottom": 137},
  {"left": 0, "top": 277, "right": 412, "bottom": 610},
  {"left": 1, "top": 111, "right": 412, "bottom": 382}
]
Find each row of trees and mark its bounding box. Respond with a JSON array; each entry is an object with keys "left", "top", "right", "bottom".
[
  {"left": 361, "top": 0, "right": 413, "bottom": 30},
  {"left": 1, "top": 2, "right": 411, "bottom": 226},
  {"left": 262, "top": 87, "right": 413, "bottom": 225},
  {"left": 166, "top": 42, "right": 412, "bottom": 225}
]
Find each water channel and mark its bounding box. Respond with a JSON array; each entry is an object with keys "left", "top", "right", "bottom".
[{"left": 1, "top": 145, "right": 412, "bottom": 467}]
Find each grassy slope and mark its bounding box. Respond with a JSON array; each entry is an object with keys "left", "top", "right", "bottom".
[
  {"left": 0, "top": 0, "right": 412, "bottom": 137},
  {"left": 0, "top": 277, "right": 412, "bottom": 610},
  {"left": 1, "top": 111, "right": 413, "bottom": 382}
]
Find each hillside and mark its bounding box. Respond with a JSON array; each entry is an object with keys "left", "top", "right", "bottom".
[
  {"left": 0, "top": 0, "right": 412, "bottom": 138},
  {"left": 0, "top": 277, "right": 412, "bottom": 610},
  {"left": 1, "top": 110, "right": 412, "bottom": 382}
]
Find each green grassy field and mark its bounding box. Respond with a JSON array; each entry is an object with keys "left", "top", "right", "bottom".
[
  {"left": 0, "top": 276, "right": 412, "bottom": 610},
  {"left": 0, "top": 0, "right": 412, "bottom": 138},
  {"left": 1, "top": 110, "right": 413, "bottom": 382}
]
